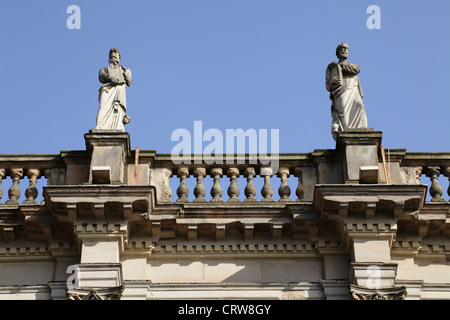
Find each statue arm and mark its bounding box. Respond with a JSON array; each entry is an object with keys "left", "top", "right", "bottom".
[
  {"left": 99, "top": 68, "right": 109, "bottom": 84},
  {"left": 326, "top": 63, "right": 342, "bottom": 92},
  {"left": 123, "top": 67, "right": 132, "bottom": 87},
  {"left": 325, "top": 66, "right": 332, "bottom": 92},
  {"left": 341, "top": 62, "right": 360, "bottom": 75}
]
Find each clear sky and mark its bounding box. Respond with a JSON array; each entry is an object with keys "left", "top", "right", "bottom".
[{"left": 1, "top": 0, "right": 449, "bottom": 156}]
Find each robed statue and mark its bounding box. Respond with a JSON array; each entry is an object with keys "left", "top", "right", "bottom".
[
  {"left": 95, "top": 48, "right": 132, "bottom": 131},
  {"left": 326, "top": 43, "right": 368, "bottom": 140}
]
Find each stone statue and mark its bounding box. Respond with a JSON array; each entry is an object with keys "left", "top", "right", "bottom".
[
  {"left": 95, "top": 48, "right": 132, "bottom": 131},
  {"left": 326, "top": 43, "right": 368, "bottom": 140}
]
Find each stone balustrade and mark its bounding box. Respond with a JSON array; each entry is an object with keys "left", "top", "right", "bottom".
[
  {"left": 148, "top": 153, "right": 316, "bottom": 203},
  {"left": 0, "top": 149, "right": 448, "bottom": 206},
  {"left": 387, "top": 150, "right": 450, "bottom": 202},
  {"left": 0, "top": 154, "right": 70, "bottom": 205},
  {"left": 0, "top": 130, "right": 449, "bottom": 301}
]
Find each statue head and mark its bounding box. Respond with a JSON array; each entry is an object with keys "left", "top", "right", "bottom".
[
  {"left": 109, "top": 48, "right": 121, "bottom": 65},
  {"left": 335, "top": 43, "right": 349, "bottom": 60}
]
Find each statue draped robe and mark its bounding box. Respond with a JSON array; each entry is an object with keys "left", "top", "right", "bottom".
[
  {"left": 326, "top": 61, "right": 367, "bottom": 140},
  {"left": 96, "top": 64, "right": 132, "bottom": 131}
]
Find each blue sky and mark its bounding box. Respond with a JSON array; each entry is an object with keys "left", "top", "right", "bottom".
[{"left": 1, "top": 0, "right": 449, "bottom": 156}]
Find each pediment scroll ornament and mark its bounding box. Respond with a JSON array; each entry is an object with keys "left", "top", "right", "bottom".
[{"left": 349, "top": 284, "right": 407, "bottom": 300}]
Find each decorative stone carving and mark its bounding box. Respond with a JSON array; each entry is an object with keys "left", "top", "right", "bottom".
[
  {"left": 426, "top": 167, "right": 444, "bottom": 202},
  {"left": 414, "top": 167, "right": 423, "bottom": 184},
  {"left": 260, "top": 167, "right": 274, "bottom": 202},
  {"left": 244, "top": 167, "right": 257, "bottom": 202},
  {"left": 349, "top": 284, "right": 407, "bottom": 300},
  {"left": 0, "top": 169, "right": 5, "bottom": 203},
  {"left": 210, "top": 168, "right": 223, "bottom": 203},
  {"left": 294, "top": 168, "right": 304, "bottom": 201},
  {"left": 95, "top": 48, "right": 132, "bottom": 131},
  {"left": 23, "top": 169, "right": 40, "bottom": 204},
  {"left": 227, "top": 168, "right": 240, "bottom": 202},
  {"left": 193, "top": 168, "right": 206, "bottom": 202},
  {"left": 326, "top": 43, "right": 368, "bottom": 140},
  {"left": 67, "top": 286, "right": 124, "bottom": 300},
  {"left": 163, "top": 168, "right": 173, "bottom": 202},
  {"left": 6, "top": 168, "right": 23, "bottom": 205},
  {"left": 176, "top": 167, "right": 190, "bottom": 203},
  {"left": 445, "top": 167, "right": 450, "bottom": 198},
  {"left": 277, "top": 167, "right": 291, "bottom": 201}
]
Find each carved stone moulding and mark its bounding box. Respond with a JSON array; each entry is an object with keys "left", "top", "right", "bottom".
[
  {"left": 313, "top": 184, "right": 427, "bottom": 219},
  {"left": 67, "top": 286, "right": 124, "bottom": 300},
  {"left": 349, "top": 284, "right": 407, "bottom": 300}
]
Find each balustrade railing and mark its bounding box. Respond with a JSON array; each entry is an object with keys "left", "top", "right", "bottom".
[
  {"left": 149, "top": 153, "right": 317, "bottom": 203},
  {"left": 390, "top": 151, "right": 450, "bottom": 202},
  {"left": 0, "top": 154, "right": 68, "bottom": 205},
  {"left": 150, "top": 151, "right": 450, "bottom": 204},
  {"left": 0, "top": 150, "right": 448, "bottom": 206}
]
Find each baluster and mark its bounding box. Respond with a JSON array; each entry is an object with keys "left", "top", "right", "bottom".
[
  {"left": 445, "top": 167, "right": 450, "bottom": 199},
  {"left": 210, "top": 168, "right": 223, "bottom": 203},
  {"left": 227, "top": 168, "right": 240, "bottom": 202},
  {"left": 193, "top": 168, "right": 206, "bottom": 202},
  {"left": 23, "top": 169, "right": 40, "bottom": 204},
  {"left": 260, "top": 167, "right": 274, "bottom": 202},
  {"left": 176, "top": 167, "right": 190, "bottom": 203},
  {"left": 294, "top": 168, "right": 304, "bottom": 201},
  {"left": 0, "top": 169, "right": 5, "bottom": 203},
  {"left": 6, "top": 168, "right": 23, "bottom": 205},
  {"left": 244, "top": 167, "right": 257, "bottom": 202},
  {"left": 163, "top": 168, "right": 173, "bottom": 202},
  {"left": 426, "top": 167, "right": 444, "bottom": 202},
  {"left": 277, "top": 167, "right": 291, "bottom": 201}
]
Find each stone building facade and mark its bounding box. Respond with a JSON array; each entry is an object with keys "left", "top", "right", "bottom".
[{"left": 0, "top": 128, "right": 449, "bottom": 300}]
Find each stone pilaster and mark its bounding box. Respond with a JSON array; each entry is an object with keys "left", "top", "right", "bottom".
[
  {"left": 313, "top": 183, "right": 427, "bottom": 300},
  {"left": 43, "top": 184, "right": 156, "bottom": 300}
]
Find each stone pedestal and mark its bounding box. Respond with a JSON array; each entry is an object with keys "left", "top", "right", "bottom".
[
  {"left": 336, "top": 129, "right": 382, "bottom": 184},
  {"left": 84, "top": 130, "right": 131, "bottom": 185}
]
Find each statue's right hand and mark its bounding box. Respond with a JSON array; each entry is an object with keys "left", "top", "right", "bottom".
[{"left": 109, "top": 76, "right": 119, "bottom": 84}]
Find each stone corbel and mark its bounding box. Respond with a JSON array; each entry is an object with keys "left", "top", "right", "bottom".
[
  {"left": 349, "top": 284, "right": 407, "bottom": 300},
  {"left": 67, "top": 286, "right": 124, "bottom": 300},
  {"left": 348, "top": 262, "right": 407, "bottom": 300}
]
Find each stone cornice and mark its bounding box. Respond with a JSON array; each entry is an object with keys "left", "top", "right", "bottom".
[{"left": 150, "top": 242, "right": 320, "bottom": 260}]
